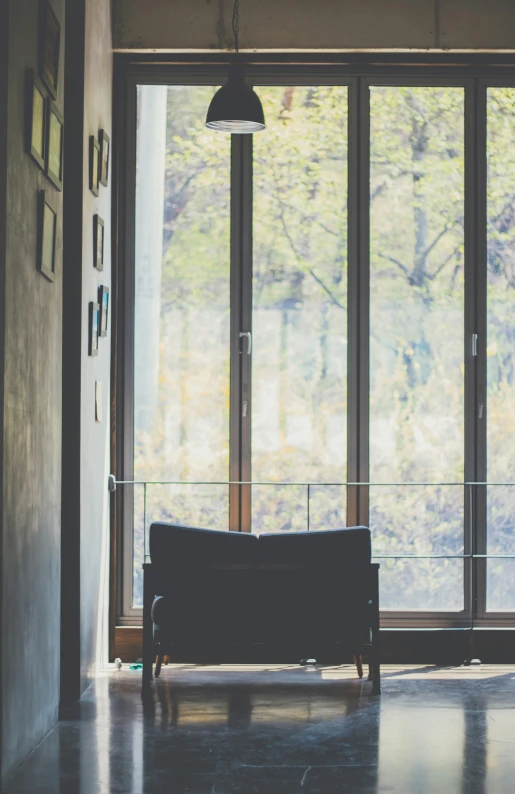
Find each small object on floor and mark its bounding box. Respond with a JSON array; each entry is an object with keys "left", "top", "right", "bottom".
[
  {"left": 114, "top": 657, "right": 122, "bottom": 670},
  {"left": 470, "top": 658, "right": 482, "bottom": 665},
  {"left": 129, "top": 663, "right": 143, "bottom": 670},
  {"left": 464, "top": 658, "right": 482, "bottom": 666},
  {"left": 300, "top": 658, "right": 317, "bottom": 666}
]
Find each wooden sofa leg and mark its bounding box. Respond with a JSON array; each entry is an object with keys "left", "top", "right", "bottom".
[
  {"left": 354, "top": 654, "right": 364, "bottom": 679},
  {"left": 155, "top": 654, "right": 163, "bottom": 678},
  {"left": 372, "top": 657, "right": 381, "bottom": 695},
  {"left": 368, "top": 662, "right": 373, "bottom": 681}
]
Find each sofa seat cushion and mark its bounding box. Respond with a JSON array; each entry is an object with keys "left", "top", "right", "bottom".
[{"left": 151, "top": 575, "right": 255, "bottom": 642}]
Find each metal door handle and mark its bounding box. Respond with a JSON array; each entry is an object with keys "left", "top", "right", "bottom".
[{"left": 239, "top": 331, "right": 252, "bottom": 355}]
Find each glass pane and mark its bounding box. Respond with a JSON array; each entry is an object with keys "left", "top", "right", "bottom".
[
  {"left": 252, "top": 86, "right": 348, "bottom": 533},
  {"left": 487, "top": 88, "right": 515, "bottom": 610},
  {"left": 374, "top": 558, "right": 463, "bottom": 611},
  {"left": 369, "top": 87, "right": 465, "bottom": 610},
  {"left": 133, "top": 86, "right": 231, "bottom": 606}
]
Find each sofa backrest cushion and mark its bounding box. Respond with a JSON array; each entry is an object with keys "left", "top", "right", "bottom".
[
  {"left": 257, "top": 526, "right": 371, "bottom": 566},
  {"left": 149, "top": 523, "right": 258, "bottom": 569}
]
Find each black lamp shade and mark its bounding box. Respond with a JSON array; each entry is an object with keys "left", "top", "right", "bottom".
[{"left": 206, "top": 80, "right": 265, "bottom": 133}]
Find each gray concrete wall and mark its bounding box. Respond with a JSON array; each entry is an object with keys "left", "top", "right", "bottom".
[
  {"left": 113, "top": 0, "right": 515, "bottom": 52},
  {"left": 61, "top": 0, "right": 112, "bottom": 700},
  {"left": 0, "top": 0, "right": 65, "bottom": 784}
]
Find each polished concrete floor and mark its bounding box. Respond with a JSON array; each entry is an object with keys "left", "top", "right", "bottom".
[{"left": 4, "top": 664, "right": 515, "bottom": 793}]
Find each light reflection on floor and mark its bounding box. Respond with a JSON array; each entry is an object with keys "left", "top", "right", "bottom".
[{"left": 4, "top": 664, "right": 515, "bottom": 793}]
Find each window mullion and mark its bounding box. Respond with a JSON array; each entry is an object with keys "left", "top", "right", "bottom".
[
  {"left": 229, "top": 134, "right": 253, "bottom": 532},
  {"left": 358, "top": 79, "right": 370, "bottom": 529},
  {"left": 464, "top": 80, "right": 487, "bottom": 632},
  {"left": 240, "top": 134, "right": 253, "bottom": 533},
  {"left": 229, "top": 135, "right": 243, "bottom": 531},
  {"left": 474, "top": 83, "right": 488, "bottom": 618},
  {"left": 347, "top": 77, "right": 360, "bottom": 527},
  {"left": 347, "top": 78, "right": 370, "bottom": 529}
]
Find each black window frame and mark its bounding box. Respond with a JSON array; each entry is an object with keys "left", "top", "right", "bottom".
[{"left": 113, "top": 56, "right": 515, "bottom": 631}]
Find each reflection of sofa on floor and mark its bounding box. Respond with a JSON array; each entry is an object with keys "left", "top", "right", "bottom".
[{"left": 143, "top": 524, "right": 380, "bottom": 693}]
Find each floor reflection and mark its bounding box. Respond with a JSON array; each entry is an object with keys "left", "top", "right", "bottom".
[
  {"left": 4, "top": 665, "right": 515, "bottom": 793},
  {"left": 378, "top": 706, "right": 465, "bottom": 793}
]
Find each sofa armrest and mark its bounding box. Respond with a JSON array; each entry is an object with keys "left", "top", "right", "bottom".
[
  {"left": 370, "top": 563, "right": 380, "bottom": 626},
  {"left": 142, "top": 563, "right": 156, "bottom": 686},
  {"left": 369, "top": 563, "right": 381, "bottom": 694}
]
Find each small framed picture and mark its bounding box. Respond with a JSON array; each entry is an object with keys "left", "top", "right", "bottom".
[
  {"left": 89, "top": 302, "right": 100, "bottom": 357},
  {"left": 27, "top": 71, "right": 47, "bottom": 171},
  {"left": 46, "top": 100, "right": 63, "bottom": 190},
  {"left": 90, "top": 136, "right": 100, "bottom": 196},
  {"left": 99, "top": 129, "right": 110, "bottom": 187},
  {"left": 98, "top": 286, "right": 109, "bottom": 337},
  {"left": 38, "top": 190, "right": 57, "bottom": 282},
  {"left": 93, "top": 215, "right": 104, "bottom": 271},
  {"left": 39, "top": 0, "right": 60, "bottom": 99}
]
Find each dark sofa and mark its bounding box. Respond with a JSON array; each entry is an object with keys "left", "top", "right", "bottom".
[{"left": 143, "top": 523, "right": 380, "bottom": 693}]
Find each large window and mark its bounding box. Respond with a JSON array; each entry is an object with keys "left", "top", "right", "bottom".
[{"left": 118, "top": 72, "right": 515, "bottom": 626}]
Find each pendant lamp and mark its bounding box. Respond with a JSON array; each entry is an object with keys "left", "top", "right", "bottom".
[{"left": 206, "top": 1, "right": 265, "bottom": 133}]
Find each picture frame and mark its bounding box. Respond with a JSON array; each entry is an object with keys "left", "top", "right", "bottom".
[
  {"left": 99, "top": 129, "right": 110, "bottom": 187},
  {"left": 27, "top": 70, "right": 47, "bottom": 171},
  {"left": 89, "top": 302, "right": 100, "bottom": 357},
  {"left": 37, "top": 190, "right": 57, "bottom": 282},
  {"left": 98, "top": 286, "right": 110, "bottom": 337},
  {"left": 45, "top": 100, "right": 63, "bottom": 190},
  {"left": 39, "top": 0, "right": 60, "bottom": 99},
  {"left": 93, "top": 215, "right": 104, "bottom": 271},
  {"left": 89, "top": 135, "right": 100, "bottom": 196}
]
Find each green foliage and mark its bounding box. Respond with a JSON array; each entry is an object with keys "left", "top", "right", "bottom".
[{"left": 132, "top": 84, "right": 515, "bottom": 612}]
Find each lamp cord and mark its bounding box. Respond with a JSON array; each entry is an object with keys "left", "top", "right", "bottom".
[{"left": 232, "top": 0, "right": 240, "bottom": 54}]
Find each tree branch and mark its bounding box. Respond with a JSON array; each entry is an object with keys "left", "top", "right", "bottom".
[
  {"left": 276, "top": 206, "right": 345, "bottom": 310},
  {"left": 489, "top": 196, "right": 515, "bottom": 230},
  {"left": 376, "top": 251, "right": 409, "bottom": 275},
  {"left": 427, "top": 245, "right": 462, "bottom": 281},
  {"left": 421, "top": 221, "right": 458, "bottom": 263},
  {"left": 273, "top": 196, "right": 342, "bottom": 238},
  {"left": 308, "top": 268, "right": 346, "bottom": 310}
]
